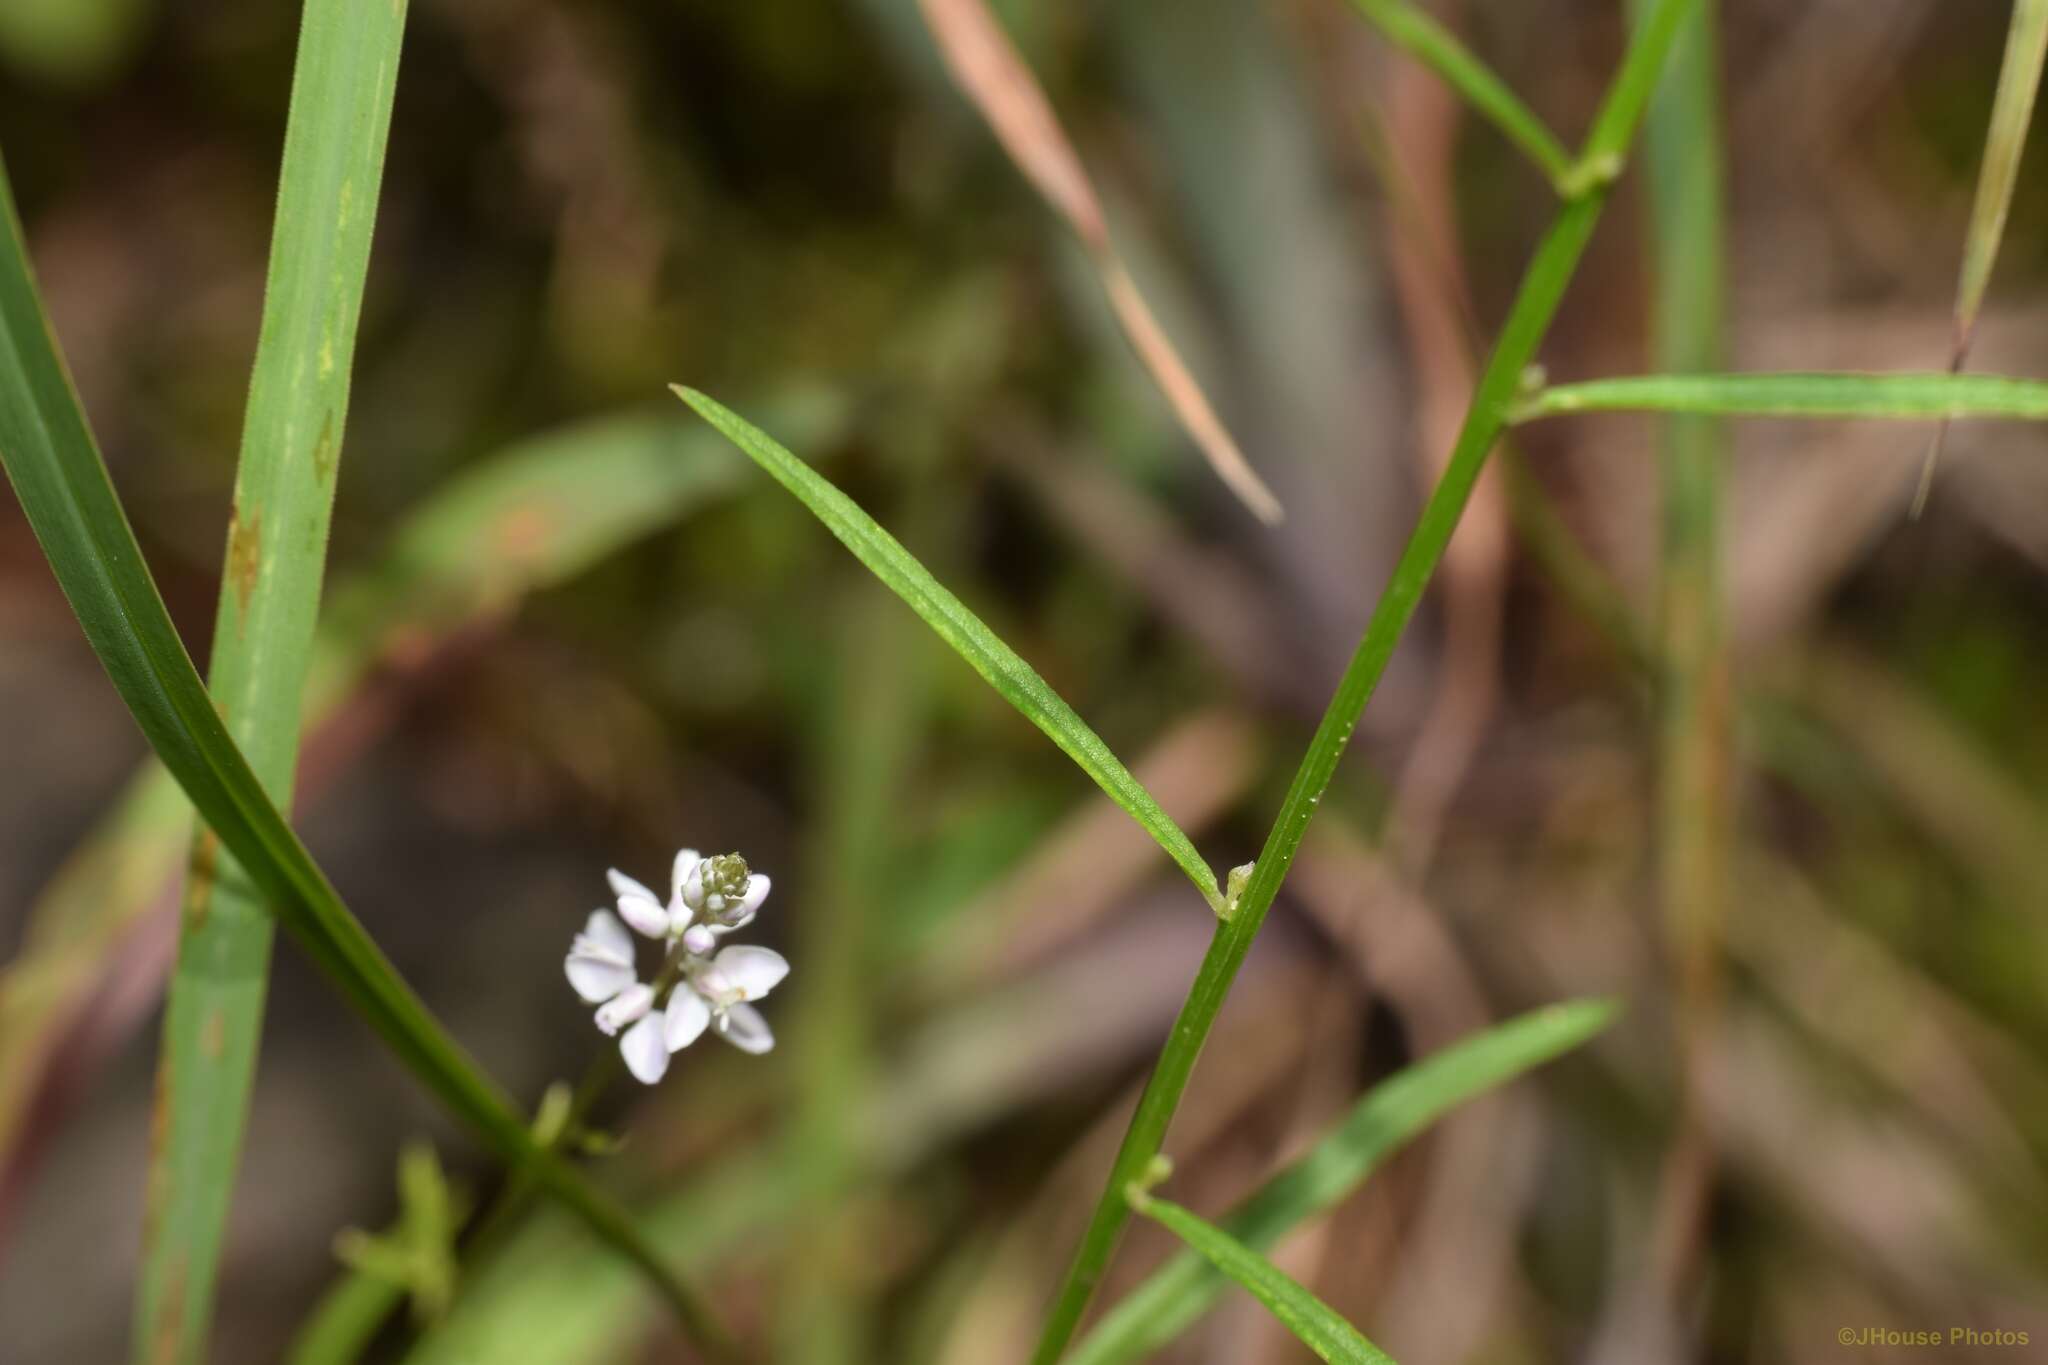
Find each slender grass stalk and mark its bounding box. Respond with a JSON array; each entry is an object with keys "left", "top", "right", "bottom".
[
  {"left": 1343, "top": 0, "right": 1574, "bottom": 190},
  {"left": 1515, "top": 370, "right": 2048, "bottom": 421},
  {"left": 1069, "top": 1001, "right": 1615, "bottom": 1365},
  {"left": 1636, "top": 0, "right": 1730, "bottom": 1300},
  {"left": 1915, "top": 0, "right": 2048, "bottom": 511},
  {"left": 136, "top": 3, "right": 408, "bottom": 1357},
  {"left": 1125, "top": 1187, "right": 1394, "bottom": 1365},
  {"left": 1028, "top": 4, "right": 1701, "bottom": 1356},
  {"left": 781, "top": 596, "right": 923, "bottom": 1363},
  {"left": 0, "top": 160, "right": 738, "bottom": 1365}
]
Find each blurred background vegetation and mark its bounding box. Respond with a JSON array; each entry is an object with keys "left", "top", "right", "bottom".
[{"left": 2, "top": 0, "right": 2047, "bottom": 1361}]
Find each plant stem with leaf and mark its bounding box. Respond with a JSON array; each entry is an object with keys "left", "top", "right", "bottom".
[{"left": 1026, "top": 3, "right": 1701, "bottom": 1356}]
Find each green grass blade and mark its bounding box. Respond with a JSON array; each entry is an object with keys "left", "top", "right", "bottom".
[
  {"left": 0, "top": 159, "right": 737, "bottom": 1364},
  {"left": 1342, "top": 0, "right": 1574, "bottom": 189},
  {"left": 1637, "top": 0, "right": 1730, "bottom": 1301},
  {"left": 1914, "top": 0, "right": 2048, "bottom": 510},
  {"left": 1125, "top": 1191, "right": 1394, "bottom": 1365},
  {"left": 1069, "top": 1000, "right": 1616, "bottom": 1365},
  {"left": 672, "top": 385, "right": 1224, "bottom": 911},
  {"left": 1516, "top": 371, "right": 2048, "bottom": 422},
  {"left": 141, "top": 2, "right": 409, "bottom": 1352},
  {"left": 1027, "top": 4, "right": 1700, "bottom": 1355}
]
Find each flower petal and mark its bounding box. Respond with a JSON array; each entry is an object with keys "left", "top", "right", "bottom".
[
  {"left": 620, "top": 1014, "right": 670, "bottom": 1084},
  {"left": 579, "top": 908, "right": 634, "bottom": 961},
  {"left": 670, "top": 848, "right": 702, "bottom": 905},
  {"left": 737, "top": 873, "right": 771, "bottom": 918},
  {"left": 565, "top": 954, "right": 634, "bottom": 1004},
  {"left": 711, "top": 945, "right": 789, "bottom": 1001},
  {"left": 714, "top": 1002, "right": 775, "bottom": 1055},
  {"left": 615, "top": 891, "right": 670, "bottom": 939},
  {"left": 594, "top": 982, "right": 654, "bottom": 1035},
  {"left": 664, "top": 986, "right": 711, "bottom": 1051},
  {"left": 606, "top": 869, "right": 659, "bottom": 909}
]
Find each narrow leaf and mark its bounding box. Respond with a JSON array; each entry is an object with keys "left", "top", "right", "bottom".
[
  {"left": 1516, "top": 371, "right": 2048, "bottom": 424},
  {"left": 914, "top": 0, "right": 1283, "bottom": 523},
  {"left": 1127, "top": 1190, "right": 1395, "bottom": 1365},
  {"left": 142, "top": 1, "right": 412, "bottom": 1352},
  {"left": 1914, "top": 0, "right": 2048, "bottom": 511},
  {"left": 0, "top": 159, "right": 735, "bottom": 1360},
  {"left": 1343, "top": 0, "right": 1574, "bottom": 189},
  {"left": 1070, "top": 1000, "right": 1616, "bottom": 1364},
  {"left": 673, "top": 385, "right": 1224, "bottom": 911}
]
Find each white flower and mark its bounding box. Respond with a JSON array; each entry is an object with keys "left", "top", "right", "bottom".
[
  {"left": 565, "top": 909, "right": 638, "bottom": 1005},
  {"left": 606, "top": 848, "right": 770, "bottom": 944},
  {"left": 663, "top": 943, "right": 789, "bottom": 1056},
  {"left": 565, "top": 850, "right": 786, "bottom": 1084},
  {"left": 563, "top": 909, "right": 675, "bottom": 1084}
]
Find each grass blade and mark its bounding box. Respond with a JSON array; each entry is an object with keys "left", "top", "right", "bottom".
[
  {"left": 0, "top": 159, "right": 736, "bottom": 1363},
  {"left": 1515, "top": 371, "right": 2048, "bottom": 422},
  {"left": 1342, "top": 0, "right": 1575, "bottom": 190},
  {"left": 140, "top": 2, "right": 410, "bottom": 1352},
  {"left": 1915, "top": 0, "right": 2048, "bottom": 511},
  {"left": 1636, "top": 0, "right": 1731, "bottom": 1305},
  {"left": 914, "top": 0, "right": 1283, "bottom": 523},
  {"left": 1028, "top": 3, "right": 1700, "bottom": 1354},
  {"left": 1069, "top": 1000, "right": 1616, "bottom": 1365},
  {"left": 1124, "top": 1189, "right": 1394, "bottom": 1365},
  {"left": 672, "top": 385, "right": 1224, "bottom": 912}
]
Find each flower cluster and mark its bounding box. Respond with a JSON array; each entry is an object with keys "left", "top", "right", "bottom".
[{"left": 564, "top": 849, "right": 788, "bottom": 1084}]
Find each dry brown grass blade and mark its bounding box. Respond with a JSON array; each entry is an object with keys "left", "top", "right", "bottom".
[
  {"left": 1913, "top": 0, "right": 2048, "bottom": 514},
  {"left": 916, "top": 0, "right": 1284, "bottom": 523}
]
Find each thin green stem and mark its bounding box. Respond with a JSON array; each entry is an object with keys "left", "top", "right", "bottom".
[
  {"left": 780, "top": 594, "right": 922, "bottom": 1363},
  {"left": 1637, "top": 0, "right": 1729, "bottom": 1298},
  {"left": 1027, "top": 5, "right": 1700, "bottom": 1357},
  {"left": 1343, "top": 0, "right": 1574, "bottom": 189},
  {"left": 1516, "top": 370, "right": 2048, "bottom": 421}
]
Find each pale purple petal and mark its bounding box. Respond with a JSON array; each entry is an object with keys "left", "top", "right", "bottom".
[
  {"left": 620, "top": 1014, "right": 670, "bottom": 1084},
  {"left": 594, "top": 983, "right": 654, "bottom": 1036},
  {"left": 565, "top": 954, "right": 634, "bottom": 1004},
  {"left": 670, "top": 849, "right": 702, "bottom": 906},
  {"left": 714, "top": 1003, "right": 774, "bottom": 1055},
  {"left": 606, "top": 869, "right": 659, "bottom": 909},
  {"left": 579, "top": 908, "right": 634, "bottom": 960},
  {"left": 615, "top": 891, "right": 671, "bottom": 939},
  {"left": 664, "top": 987, "right": 711, "bottom": 1051},
  {"left": 737, "top": 874, "right": 771, "bottom": 918},
  {"left": 711, "top": 945, "right": 788, "bottom": 1001}
]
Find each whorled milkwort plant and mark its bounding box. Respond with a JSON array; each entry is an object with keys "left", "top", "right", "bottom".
[{"left": 566, "top": 849, "right": 787, "bottom": 1083}]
